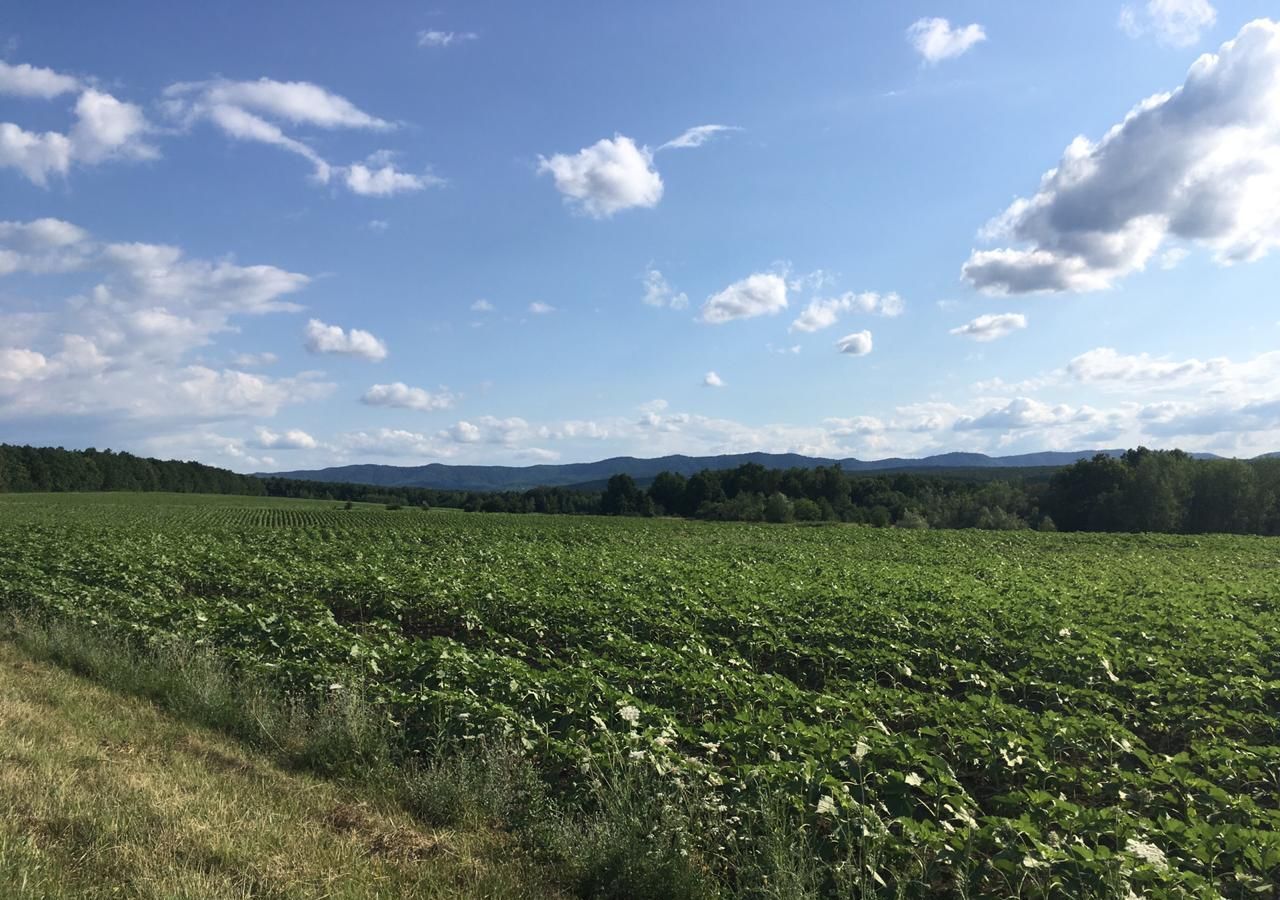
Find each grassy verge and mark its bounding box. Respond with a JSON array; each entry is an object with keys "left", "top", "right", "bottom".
[
  {"left": 1, "top": 614, "right": 956, "bottom": 899},
  {"left": 0, "top": 636, "right": 564, "bottom": 899},
  {"left": 0, "top": 615, "right": 731, "bottom": 899}
]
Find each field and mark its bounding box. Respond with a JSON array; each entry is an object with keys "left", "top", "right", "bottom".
[{"left": 1, "top": 492, "right": 1277, "bottom": 897}]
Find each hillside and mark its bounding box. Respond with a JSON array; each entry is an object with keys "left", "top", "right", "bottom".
[{"left": 261, "top": 448, "right": 1144, "bottom": 492}]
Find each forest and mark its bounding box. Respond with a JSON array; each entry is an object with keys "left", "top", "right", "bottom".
[{"left": 2, "top": 443, "right": 1279, "bottom": 535}]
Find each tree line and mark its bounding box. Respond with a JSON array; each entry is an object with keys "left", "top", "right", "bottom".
[
  {"left": 453, "top": 449, "right": 1280, "bottom": 535},
  {"left": 2, "top": 444, "right": 1279, "bottom": 535}
]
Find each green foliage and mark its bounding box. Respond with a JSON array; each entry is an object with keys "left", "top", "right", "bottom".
[{"left": 2, "top": 492, "right": 1278, "bottom": 897}]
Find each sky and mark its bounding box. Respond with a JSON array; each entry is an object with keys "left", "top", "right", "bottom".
[{"left": 2, "top": 1, "right": 1280, "bottom": 471}]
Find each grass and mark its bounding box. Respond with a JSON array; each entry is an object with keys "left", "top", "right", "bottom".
[
  {"left": 0, "top": 633, "right": 563, "bottom": 900},
  {"left": 0, "top": 615, "right": 739, "bottom": 899}
]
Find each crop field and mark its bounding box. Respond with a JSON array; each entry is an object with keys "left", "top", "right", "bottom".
[{"left": 0, "top": 492, "right": 1277, "bottom": 897}]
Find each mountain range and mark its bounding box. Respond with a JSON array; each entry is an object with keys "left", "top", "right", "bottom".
[{"left": 259, "top": 448, "right": 1228, "bottom": 493}]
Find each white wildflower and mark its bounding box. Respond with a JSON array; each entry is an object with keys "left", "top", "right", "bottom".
[
  {"left": 816, "top": 795, "right": 836, "bottom": 816},
  {"left": 618, "top": 704, "right": 641, "bottom": 726},
  {"left": 1058, "top": 627, "right": 1071, "bottom": 638},
  {"left": 905, "top": 772, "right": 923, "bottom": 787},
  {"left": 854, "top": 740, "right": 870, "bottom": 762}
]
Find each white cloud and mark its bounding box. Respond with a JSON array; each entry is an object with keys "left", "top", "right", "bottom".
[
  {"left": 0, "top": 123, "right": 72, "bottom": 185},
  {"left": 339, "top": 427, "right": 456, "bottom": 459},
  {"left": 790, "top": 291, "right": 903, "bottom": 333},
  {"left": 1120, "top": 0, "right": 1216, "bottom": 47},
  {"left": 100, "top": 242, "right": 308, "bottom": 315},
  {"left": 361, "top": 382, "right": 455, "bottom": 411},
  {"left": 514, "top": 447, "right": 559, "bottom": 462},
  {"left": 538, "top": 135, "right": 663, "bottom": 218},
  {"left": 955, "top": 397, "right": 1092, "bottom": 431},
  {"left": 69, "top": 89, "right": 155, "bottom": 164},
  {"left": 162, "top": 77, "right": 409, "bottom": 190},
  {"left": 344, "top": 155, "right": 443, "bottom": 196},
  {"left": 449, "top": 420, "right": 482, "bottom": 443},
  {"left": 166, "top": 77, "right": 390, "bottom": 131},
  {"left": 0, "top": 217, "right": 91, "bottom": 272},
  {"left": 528, "top": 301, "right": 555, "bottom": 315},
  {"left": 641, "top": 267, "right": 688, "bottom": 309},
  {"left": 417, "top": 30, "right": 478, "bottom": 48},
  {"left": 0, "top": 218, "right": 332, "bottom": 423},
  {"left": 253, "top": 426, "right": 318, "bottom": 449},
  {"left": 232, "top": 351, "right": 278, "bottom": 368},
  {"left": 470, "top": 298, "right": 495, "bottom": 312},
  {"left": 1065, "top": 347, "right": 1280, "bottom": 397},
  {"left": 949, "top": 312, "right": 1027, "bottom": 342},
  {"left": 658, "top": 124, "right": 739, "bottom": 150},
  {"left": 0, "top": 347, "right": 48, "bottom": 381},
  {"left": 907, "top": 18, "right": 987, "bottom": 64},
  {"left": 0, "top": 86, "right": 152, "bottom": 186},
  {"left": 703, "top": 371, "right": 726, "bottom": 388},
  {"left": 836, "top": 330, "right": 874, "bottom": 356},
  {"left": 303, "top": 319, "right": 388, "bottom": 361},
  {"left": 0, "top": 60, "right": 79, "bottom": 98},
  {"left": 699, "top": 272, "right": 788, "bottom": 324},
  {"left": 824, "top": 416, "right": 885, "bottom": 436},
  {"left": 366, "top": 219, "right": 390, "bottom": 232},
  {"left": 963, "top": 19, "right": 1280, "bottom": 294}
]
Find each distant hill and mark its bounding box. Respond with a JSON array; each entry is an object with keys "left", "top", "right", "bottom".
[{"left": 259, "top": 448, "right": 1184, "bottom": 493}]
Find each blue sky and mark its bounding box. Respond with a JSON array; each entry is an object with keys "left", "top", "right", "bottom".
[{"left": 2, "top": 1, "right": 1279, "bottom": 470}]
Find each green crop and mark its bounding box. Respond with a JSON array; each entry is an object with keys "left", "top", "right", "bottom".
[{"left": 1, "top": 491, "right": 1277, "bottom": 897}]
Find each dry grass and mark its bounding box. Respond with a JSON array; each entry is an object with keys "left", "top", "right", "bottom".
[{"left": 0, "top": 642, "right": 560, "bottom": 899}]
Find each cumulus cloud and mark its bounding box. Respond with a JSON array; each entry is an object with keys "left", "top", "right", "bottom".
[
  {"left": 949, "top": 312, "right": 1027, "bottom": 342},
  {"left": 417, "top": 30, "right": 478, "bottom": 48},
  {"left": 339, "top": 427, "right": 456, "bottom": 459},
  {"left": 0, "top": 84, "right": 153, "bottom": 186},
  {"left": 253, "top": 426, "right": 318, "bottom": 449},
  {"left": 344, "top": 151, "right": 444, "bottom": 196},
  {"left": 361, "top": 382, "right": 455, "bottom": 411},
  {"left": 69, "top": 89, "right": 155, "bottom": 164},
  {"left": 703, "top": 371, "right": 726, "bottom": 388},
  {"left": 538, "top": 135, "right": 663, "bottom": 218},
  {"left": 0, "top": 217, "right": 91, "bottom": 273},
  {"left": 0, "top": 347, "right": 49, "bottom": 381},
  {"left": 0, "top": 60, "right": 79, "bottom": 98},
  {"left": 528, "top": 301, "right": 555, "bottom": 315},
  {"left": 907, "top": 18, "right": 987, "bottom": 63},
  {"left": 790, "top": 291, "right": 903, "bottom": 333},
  {"left": 700, "top": 273, "right": 788, "bottom": 324},
  {"left": 836, "top": 330, "right": 874, "bottom": 356},
  {"left": 641, "top": 267, "right": 688, "bottom": 309},
  {"left": 303, "top": 319, "right": 388, "bottom": 361},
  {"left": 658, "top": 124, "right": 740, "bottom": 150},
  {"left": 0, "top": 225, "right": 334, "bottom": 452},
  {"left": 0, "top": 218, "right": 330, "bottom": 422},
  {"left": 1120, "top": 0, "right": 1216, "bottom": 47},
  {"left": 963, "top": 19, "right": 1280, "bottom": 294},
  {"left": 955, "top": 397, "right": 1092, "bottom": 431},
  {"left": 470, "top": 298, "right": 495, "bottom": 312}
]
